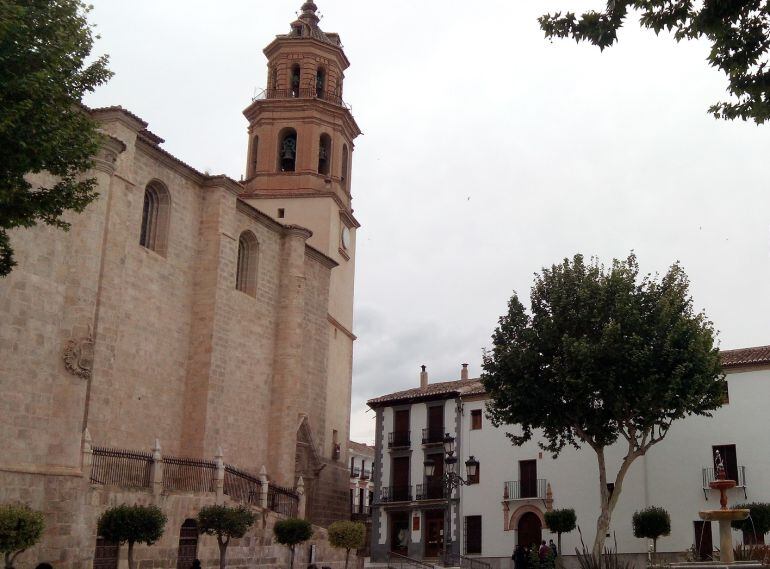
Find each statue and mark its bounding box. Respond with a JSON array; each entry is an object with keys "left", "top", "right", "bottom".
[{"left": 714, "top": 449, "right": 726, "bottom": 480}]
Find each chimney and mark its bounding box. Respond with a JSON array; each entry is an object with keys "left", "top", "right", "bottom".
[
  {"left": 461, "top": 363, "right": 469, "bottom": 380},
  {"left": 420, "top": 365, "right": 428, "bottom": 388}
]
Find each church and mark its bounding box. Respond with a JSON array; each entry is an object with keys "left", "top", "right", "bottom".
[{"left": 0, "top": 2, "right": 360, "bottom": 565}]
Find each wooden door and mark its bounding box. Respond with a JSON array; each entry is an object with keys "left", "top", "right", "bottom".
[
  {"left": 394, "top": 410, "right": 410, "bottom": 445},
  {"left": 428, "top": 405, "right": 444, "bottom": 440},
  {"left": 427, "top": 453, "right": 444, "bottom": 499},
  {"left": 520, "top": 460, "right": 537, "bottom": 498},
  {"left": 393, "top": 456, "right": 410, "bottom": 501},
  {"left": 518, "top": 512, "right": 542, "bottom": 549},
  {"left": 694, "top": 521, "right": 713, "bottom": 561},
  {"left": 425, "top": 510, "right": 445, "bottom": 558}
]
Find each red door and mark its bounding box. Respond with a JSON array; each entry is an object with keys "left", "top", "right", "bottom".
[{"left": 518, "top": 512, "right": 542, "bottom": 549}]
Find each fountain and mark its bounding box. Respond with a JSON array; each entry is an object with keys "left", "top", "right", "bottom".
[{"left": 697, "top": 450, "right": 750, "bottom": 564}]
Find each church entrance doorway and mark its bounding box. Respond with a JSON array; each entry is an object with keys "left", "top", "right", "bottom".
[{"left": 518, "top": 512, "right": 542, "bottom": 549}]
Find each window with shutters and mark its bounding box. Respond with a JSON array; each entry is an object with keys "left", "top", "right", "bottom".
[
  {"left": 471, "top": 409, "right": 482, "bottom": 430},
  {"left": 465, "top": 515, "right": 482, "bottom": 555}
]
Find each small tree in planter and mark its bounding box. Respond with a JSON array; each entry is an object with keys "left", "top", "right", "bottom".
[
  {"left": 632, "top": 506, "right": 671, "bottom": 553},
  {"left": 97, "top": 504, "right": 166, "bottom": 569},
  {"left": 732, "top": 503, "right": 770, "bottom": 544},
  {"left": 545, "top": 509, "right": 577, "bottom": 560},
  {"left": 0, "top": 504, "right": 45, "bottom": 569},
  {"left": 197, "top": 505, "right": 256, "bottom": 569},
  {"left": 328, "top": 521, "right": 365, "bottom": 569},
  {"left": 273, "top": 518, "right": 313, "bottom": 569}
]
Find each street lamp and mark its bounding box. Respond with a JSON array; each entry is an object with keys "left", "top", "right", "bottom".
[{"left": 423, "top": 434, "right": 479, "bottom": 489}]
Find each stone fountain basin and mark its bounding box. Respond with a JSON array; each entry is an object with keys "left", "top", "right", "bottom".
[{"left": 699, "top": 509, "right": 750, "bottom": 522}]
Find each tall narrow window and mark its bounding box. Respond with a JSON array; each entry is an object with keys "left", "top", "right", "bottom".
[
  {"left": 465, "top": 516, "right": 482, "bottom": 554},
  {"left": 235, "top": 231, "right": 258, "bottom": 296},
  {"left": 291, "top": 64, "right": 301, "bottom": 97},
  {"left": 278, "top": 128, "right": 297, "bottom": 172},
  {"left": 341, "top": 144, "right": 349, "bottom": 187},
  {"left": 471, "top": 409, "right": 482, "bottom": 430},
  {"left": 139, "top": 181, "right": 170, "bottom": 255},
  {"left": 316, "top": 67, "right": 326, "bottom": 98},
  {"left": 318, "top": 134, "right": 332, "bottom": 176},
  {"left": 250, "top": 136, "right": 259, "bottom": 177}
]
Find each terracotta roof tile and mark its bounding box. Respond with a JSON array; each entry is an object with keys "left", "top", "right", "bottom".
[
  {"left": 721, "top": 345, "right": 770, "bottom": 369},
  {"left": 348, "top": 441, "right": 375, "bottom": 456},
  {"left": 367, "top": 345, "right": 769, "bottom": 407}
]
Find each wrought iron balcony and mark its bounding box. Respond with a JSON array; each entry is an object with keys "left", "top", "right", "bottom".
[
  {"left": 388, "top": 431, "right": 411, "bottom": 448},
  {"left": 702, "top": 466, "right": 747, "bottom": 499},
  {"left": 380, "top": 485, "right": 412, "bottom": 503},
  {"left": 504, "top": 479, "right": 547, "bottom": 500},
  {"left": 254, "top": 88, "right": 351, "bottom": 110},
  {"left": 416, "top": 481, "right": 448, "bottom": 500},
  {"left": 422, "top": 427, "right": 445, "bottom": 445}
]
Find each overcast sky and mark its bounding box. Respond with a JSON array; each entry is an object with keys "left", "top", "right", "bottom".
[{"left": 85, "top": 1, "right": 770, "bottom": 446}]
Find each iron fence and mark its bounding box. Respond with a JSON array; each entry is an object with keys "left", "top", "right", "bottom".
[
  {"left": 90, "top": 446, "right": 152, "bottom": 488},
  {"left": 254, "top": 88, "right": 351, "bottom": 110},
  {"left": 422, "top": 427, "right": 445, "bottom": 445},
  {"left": 416, "top": 481, "right": 447, "bottom": 500},
  {"left": 267, "top": 482, "right": 299, "bottom": 517},
  {"left": 224, "top": 465, "right": 262, "bottom": 505},
  {"left": 504, "top": 479, "right": 547, "bottom": 500},
  {"left": 162, "top": 456, "right": 216, "bottom": 493},
  {"left": 702, "top": 465, "right": 747, "bottom": 498},
  {"left": 387, "top": 551, "right": 433, "bottom": 569},
  {"left": 388, "top": 431, "right": 411, "bottom": 448},
  {"left": 380, "top": 485, "right": 412, "bottom": 503},
  {"left": 443, "top": 553, "right": 492, "bottom": 569}
]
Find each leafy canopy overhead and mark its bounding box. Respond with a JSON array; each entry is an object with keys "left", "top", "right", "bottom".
[
  {"left": 97, "top": 504, "right": 167, "bottom": 547},
  {"left": 0, "top": 0, "right": 112, "bottom": 276},
  {"left": 539, "top": 1, "right": 770, "bottom": 124},
  {"left": 0, "top": 504, "right": 45, "bottom": 567},
  {"left": 632, "top": 506, "right": 671, "bottom": 541},
  {"left": 197, "top": 505, "right": 256, "bottom": 543},
  {"left": 482, "top": 253, "right": 725, "bottom": 457}
]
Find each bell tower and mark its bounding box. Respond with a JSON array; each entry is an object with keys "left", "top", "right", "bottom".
[{"left": 241, "top": 2, "right": 361, "bottom": 525}]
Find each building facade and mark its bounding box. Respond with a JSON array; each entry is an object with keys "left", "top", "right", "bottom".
[
  {"left": 368, "top": 346, "right": 770, "bottom": 567},
  {"left": 0, "top": 3, "right": 360, "bottom": 566},
  {"left": 349, "top": 441, "right": 375, "bottom": 520}
]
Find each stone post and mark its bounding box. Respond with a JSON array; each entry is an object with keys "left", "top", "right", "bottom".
[
  {"left": 296, "top": 476, "right": 306, "bottom": 519},
  {"left": 150, "top": 439, "right": 163, "bottom": 499},
  {"left": 214, "top": 447, "right": 225, "bottom": 505},
  {"left": 259, "top": 466, "right": 269, "bottom": 509},
  {"left": 81, "top": 428, "right": 93, "bottom": 481}
]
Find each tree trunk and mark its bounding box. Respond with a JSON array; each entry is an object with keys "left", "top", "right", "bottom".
[
  {"left": 5, "top": 552, "right": 12, "bottom": 569},
  {"left": 127, "top": 541, "right": 135, "bottom": 569},
  {"left": 653, "top": 538, "right": 657, "bottom": 554},
  {"left": 556, "top": 534, "right": 563, "bottom": 569},
  {"left": 290, "top": 545, "right": 295, "bottom": 569},
  {"left": 217, "top": 537, "right": 228, "bottom": 569},
  {"left": 345, "top": 548, "right": 350, "bottom": 569}
]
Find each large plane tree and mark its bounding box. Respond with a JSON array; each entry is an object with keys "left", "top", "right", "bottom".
[{"left": 482, "top": 253, "right": 725, "bottom": 557}]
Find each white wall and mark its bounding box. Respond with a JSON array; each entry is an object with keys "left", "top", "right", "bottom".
[{"left": 456, "top": 367, "right": 770, "bottom": 559}]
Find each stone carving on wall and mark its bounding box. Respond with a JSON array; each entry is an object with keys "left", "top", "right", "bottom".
[{"left": 63, "top": 335, "right": 94, "bottom": 379}]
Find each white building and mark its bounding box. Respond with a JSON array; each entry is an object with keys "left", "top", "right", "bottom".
[
  {"left": 367, "top": 346, "right": 770, "bottom": 568},
  {"left": 350, "top": 440, "right": 375, "bottom": 518}
]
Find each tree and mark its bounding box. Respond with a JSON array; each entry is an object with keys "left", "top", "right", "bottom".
[
  {"left": 328, "top": 521, "right": 365, "bottom": 569},
  {"left": 538, "top": 2, "right": 770, "bottom": 124},
  {"left": 732, "top": 503, "right": 770, "bottom": 543},
  {"left": 197, "top": 505, "right": 256, "bottom": 569},
  {"left": 545, "top": 508, "right": 577, "bottom": 559},
  {"left": 0, "top": 0, "right": 112, "bottom": 276},
  {"left": 97, "top": 504, "right": 166, "bottom": 569},
  {"left": 273, "top": 518, "right": 313, "bottom": 569},
  {"left": 632, "top": 506, "right": 671, "bottom": 553},
  {"left": 482, "top": 253, "right": 725, "bottom": 557},
  {"left": 0, "top": 504, "right": 45, "bottom": 569}
]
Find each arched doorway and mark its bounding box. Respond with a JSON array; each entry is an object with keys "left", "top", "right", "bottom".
[
  {"left": 177, "top": 519, "right": 199, "bottom": 569},
  {"left": 518, "top": 512, "right": 542, "bottom": 549}
]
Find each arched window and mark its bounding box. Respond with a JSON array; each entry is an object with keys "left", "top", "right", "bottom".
[
  {"left": 316, "top": 67, "right": 326, "bottom": 98},
  {"left": 139, "top": 181, "right": 170, "bottom": 255},
  {"left": 250, "top": 136, "right": 259, "bottom": 177},
  {"left": 177, "top": 519, "right": 199, "bottom": 569},
  {"left": 291, "top": 64, "right": 301, "bottom": 97},
  {"left": 341, "top": 144, "right": 349, "bottom": 186},
  {"left": 270, "top": 66, "right": 278, "bottom": 92},
  {"left": 318, "top": 134, "right": 332, "bottom": 176},
  {"left": 278, "top": 128, "right": 297, "bottom": 172},
  {"left": 236, "top": 231, "right": 258, "bottom": 296}
]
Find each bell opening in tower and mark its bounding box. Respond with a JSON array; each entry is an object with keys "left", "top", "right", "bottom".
[
  {"left": 316, "top": 67, "right": 325, "bottom": 99},
  {"left": 318, "top": 133, "right": 331, "bottom": 176},
  {"left": 291, "top": 64, "right": 301, "bottom": 98},
  {"left": 279, "top": 129, "right": 297, "bottom": 172}
]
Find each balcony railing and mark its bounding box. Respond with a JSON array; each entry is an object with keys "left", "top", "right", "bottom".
[
  {"left": 416, "top": 481, "right": 448, "bottom": 500},
  {"left": 361, "top": 468, "right": 372, "bottom": 480},
  {"left": 351, "top": 466, "right": 361, "bottom": 478},
  {"left": 254, "top": 88, "right": 351, "bottom": 110},
  {"left": 422, "top": 427, "right": 445, "bottom": 445},
  {"left": 380, "top": 485, "right": 412, "bottom": 503},
  {"left": 351, "top": 504, "right": 371, "bottom": 516},
  {"left": 702, "top": 466, "right": 748, "bottom": 499},
  {"left": 504, "top": 479, "right": 547, "bottom": 500},
  {"left": 388, "top": 431, "right": 411, "bottom": 448}
]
